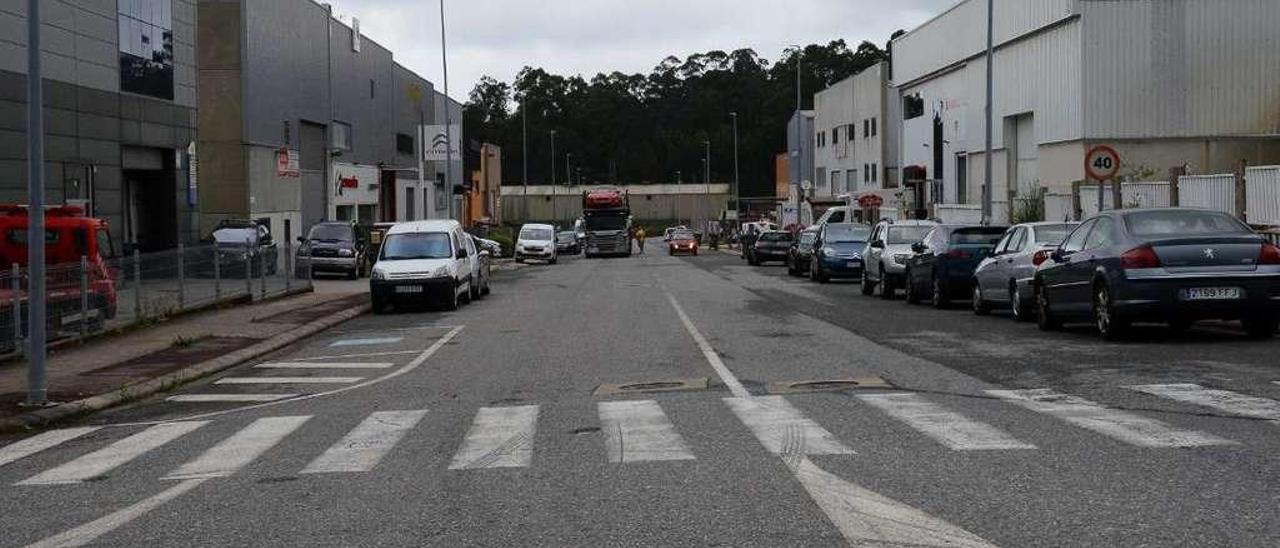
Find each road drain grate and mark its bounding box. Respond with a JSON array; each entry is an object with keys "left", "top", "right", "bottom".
[
  {"left": 767, "top": 376, "right": 893, "bottom": 395},
  {"left": 594, "top": 378, "right": 709, "bottom": 396}
]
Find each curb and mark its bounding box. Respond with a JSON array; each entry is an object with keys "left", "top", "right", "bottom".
[{"left": 0, "top": 301, "right": 371, "bottom": 435}]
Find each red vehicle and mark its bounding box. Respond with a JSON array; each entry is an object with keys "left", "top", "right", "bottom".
[
  {"left": 581, "top": 189, "right": 632, "bottom": 257},
  {"left": 668, "top": 231, "right": 699, "bottom": 256},
  {"left": 0, "top": 205, "right": 119, "bottom": 347}
]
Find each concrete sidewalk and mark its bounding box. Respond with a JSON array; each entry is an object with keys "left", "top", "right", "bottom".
[{"left": 0, "top": 280, "right": 368, "bottom": 429}]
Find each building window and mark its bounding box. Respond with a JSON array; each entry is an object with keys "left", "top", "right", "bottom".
[
  {"left": 864, "top": 164, "right": 870, "bottom": 183},
  {"left": 831, "top": 170, "right": 841, "bottom": 193},
  {"left": 832, "top": 128, "right": 839, "bottom": 145},
  {"left": 904, "top": 94, "right": 924, "bottom": 120},
  {"left": 871, "top": 118, "right": 878, "bottom": 137},
  {"left": 846, "top": 170, "right": 856, "bottom": 192},
  {"left": 872, "top": 163, "right": 878, "bottom": 183},
  {"left": 332, "top": 121, "right": 352, "bottom": 151},
  {"left": 118, "top": 0, "right": 174, "bottom": 100},
  {"left": 435, "top": 173, "right": 447, "bottom": 210},
  {"left": 863, "top": 119, "right": 870, "bottom": 138},
  {"left": 396, "top": 133, "right": 414, "bottom": 155}
]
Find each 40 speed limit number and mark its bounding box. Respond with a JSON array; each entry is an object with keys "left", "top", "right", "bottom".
[{"left": 1085, "top": 145, "right": 1120, "bottom": 181}]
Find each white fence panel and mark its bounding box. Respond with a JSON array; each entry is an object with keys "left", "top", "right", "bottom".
[
  {"left": 934, "top": 204, "right": 983, "bottom": 224},
  {"left": 1177, "top": 174, "right": 1236, "bottom": 214},
  {"left": 1044, "top": 194, "right": 1075, "bottom": 222},
  {"left": 1079, "top": 185, "right": 1115, "bottom": 218},
  {"left": 1122, "top": 182, "right": 1171, "bottom": 209},
  {"left": 1246, "top": 166, "right": 1280, "bottom": 226}
]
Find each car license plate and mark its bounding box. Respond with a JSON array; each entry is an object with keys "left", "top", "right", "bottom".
[
  {"left": 1184, "top": 287, "right": 1241, "bottom": 300},
  {"left": 847, "top": 261, "right": 861, "bottom": 268},
  {"left": 395, "top": 286, "right": 424, "bottom": 294}
]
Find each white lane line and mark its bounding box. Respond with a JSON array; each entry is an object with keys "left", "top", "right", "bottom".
[
  {"left": 18, "top": 422, "right": 208, "bottom": 485},
  {"left": 255, "top": 362, "right": 394, "bottom": 369},
  {"left": 448, "top": 406, "right": 539, "bottom": 470},
  {"left": 858, "top": 393, "right": 1036, "bottom": 451},
  {"left": 329, "top": 337, "right": 403, "bottom": 347},
  {"left": 164, "top": 416, "right": 311, "bottom": 480},
  {"left": 301, "top": 410, "right": 429, "bottom": 474},
  {"left": 598, "top": 400, "right": 695, "bottom": 463},
  {"left": 1126, "top": 383, "right": 1280, "bottom": 422},
  {"left": 723, "top": 396, "right": 855, "bottom": 455},
  {"left": 0, "top": 427, "right": 102, "bottom": 469},
  {"left": 213, "top": 377, "right": 363, "bottom": 385},
  {"left": 166, "top": 394, "right": 301, "bottom": 403},
  {"left": 23, "top": 478, "right": 208, "bottom": 548},
  {"left": 291, "top": 350, "right": 420, "bottom": 362},
  {"left": 987, "top": 389, "right": 1236, "bottom": 448},
  {"left": 664, "top": 292, "right": 750, "bottom": 398}
]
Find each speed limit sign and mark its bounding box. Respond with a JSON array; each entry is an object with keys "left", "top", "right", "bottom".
[{"left": 1085, "top": 145, "right": 1120, "bottom": 181}]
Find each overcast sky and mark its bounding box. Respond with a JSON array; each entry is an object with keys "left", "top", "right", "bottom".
[{"left": 326, "top": 0, "right": 956, "bottom": 102}]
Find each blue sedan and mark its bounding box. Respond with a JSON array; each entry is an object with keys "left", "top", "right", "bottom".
[
  {"left": 809, "top": 223, "right": 872, "bottom": 283},
  {"left": 1034, "top": 208, "right": 1280, "bottom": 339}
]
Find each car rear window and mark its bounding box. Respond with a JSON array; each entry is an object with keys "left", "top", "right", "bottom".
[
  {"left": 1033, "top": 224, "right": 1075, "bottom": 244},
  {"left": 759, "top": 232, "right": 792, "bottom": 242},
  {"left": 950, "top": 228, "right": 1006, "bottom": 245},
  {"left": 886, "top": 226, "right": 933, "bottom": 244},
  {"left": 824, "top": 224, "right": 871, "bottom": 243},
  {"left": 1124, "top": 210, "right": 1250, "bottom": 238}
]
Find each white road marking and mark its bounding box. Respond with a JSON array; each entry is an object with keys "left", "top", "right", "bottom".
[
  {"left": 664, "top": 292, "right": 750, "bottom": 398},
  {"left": 164, "top": 416, "right": 310, "bottom": 480},
  {"left": 18, "top": 422, "right": 208, "bottom": 485},
  {"left": 301, "top": 410, "right": 429, "bottom": 474},
  {"left": 1127, "top": 383, "right": 1280, "bottom": 422},
  {"left": 329, "top": 337, "right": 403, "bottom": 347},
  {"left": 23, "top": 478, "right": 208, "bottom": 548},
  {"left": 290, "top": 350, "right": 420, "bottom": 361},
  {"left": 723, "top": 396, "right": 854, "bottom": 455},
  {"left": 858, "top": 393, "right": 1036, "bottom": 451},
  {"left": 448, "top": 406, "right": 538, "bottom": 470},
  {"left": 213, "top": 376, "right": 363, "bottom": 384},
  {"left": 597, "top": 400, "right": 695, "bottom": 463},
  {"left": 255, "top": 362, "right": 394, "bottom": 369},
  {"left": 987, "top": 389, "right": 1235, "bottom": 447},
  {"left": 0, "top": 427, "right": 102, "bottom": 469},
  {"left": 166, "top": 394, "right": 301, "bottom": 403}
]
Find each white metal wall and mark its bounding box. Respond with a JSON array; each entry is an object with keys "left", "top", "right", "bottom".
[
  {"left": 1177, "top": 175, "right": 1236, "bottom": 214},
  {"left": 1079, "top": 182, "right": 1172, "bottom": 217},
  {"left": 1246, "top": 166, "right": 1280, "bottom": 226}
]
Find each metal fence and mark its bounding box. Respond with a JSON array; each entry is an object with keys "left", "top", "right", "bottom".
[
  {"left": 1246, "top": 166, "right": 1280, "bottom": 226},
  {"left": 0, "top": 241, "right": 310, "bottom": 357},
  {"left": 1177, "top": 174, "right": 1237, "bottom": 214}
]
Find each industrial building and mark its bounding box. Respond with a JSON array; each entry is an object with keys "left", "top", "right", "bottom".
[{"left": 811, "top": 61, "right": 898, "bottom": 222}]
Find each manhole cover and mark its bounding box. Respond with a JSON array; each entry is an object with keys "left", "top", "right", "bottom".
[
  {"left": 595, "top": 378, "right": 709, "bottom": 396},
  {"left": 767, "top": 376, "right": 893, "bottom": 395}
]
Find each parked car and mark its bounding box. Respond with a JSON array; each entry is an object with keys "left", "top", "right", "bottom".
[
  {"left": 668, "top": 230, "right": 699, "bottom": 256},
  {"left": 467, "top": 234, "right": 493, "bottom": 299},
  {"left": 473, "top": 236, "right": 503, "bottom": 257},
  {"left": 971, "top": 222, "right": 1079, "bottom": 320},
  {"left": 663, "top": 226, "right": 689, "bottom": 242},
  {"left": 1034, "top": 208, "right": 1280, "bottom": 339},
  {"left": 369, "top": 220, "right": 477, "bottom": 313},
  {"left": 297, "top": 221, "right": 365, "bottom": 279},
  {"left": 814, "top": 206, "right": 851, "bottom": 226},
  {"left": 861, "top": 220, "right": 937, "bottom": 299},
  {"left": 515, "top": 223, "right": 558, "bottom": 264},
  {"left": 903, "top": 225, "right": 1008, "bottom": 308},
  {"left": 739, "top": 221, "right": 777, "bottom": 259},
  {"left": 208, "top": 219, "right": 278, "bottom": 277},
  {"left": 809, "top": 223, "right": 873, "bottom": 283},
  {"left": 787, "top": 228, "right": 820, "bottom": 276},
  {"left": 747, "top": 230, "right": 794, "bottom": 265},
  {"left": 556, "top": 230, "right": 581, "bottom": 255}
]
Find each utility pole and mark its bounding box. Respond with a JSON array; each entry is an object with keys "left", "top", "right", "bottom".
[
  {"left": 565, "top": 152, "right": 572, "bottom": 187},
  {"left": 730, "top": 112, "right": 740, "bottom": 220},
  {"left": 789, "top": 45, "right": 804, "bottom": 226},
  {"left": 703, "top": 140, "right": 711, "bottom": 228},
  {"left": 25, "top": 0, "right": 47, "bottom": 406},
  {"left": 438, "top": 0, "right": 455, "bottom": 221},
  {"left": 521, "top": 106, "right": 528, "bottom": 222},
  {"left": 549, "top": 130, "right": 557, "bottom": 185},
  {"left": 981, "top": 0, "right": 994, "bottom": 225}
]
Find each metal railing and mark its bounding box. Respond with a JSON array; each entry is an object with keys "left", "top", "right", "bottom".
[{"left": 0, "top": 240, "right": 311, "bottom": 358}]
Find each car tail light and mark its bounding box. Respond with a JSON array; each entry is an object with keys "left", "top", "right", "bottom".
[
  {"left": 1261, "top": 242, "right": 1280, "bottom": 265},
  {"left": 1032, "top": 249, "right": 1052, "bottom": 266},
  {"left": 1120, "top": 245, "right": 1161, "bottom": 269},
  {"left": 947, "top": 249, "right": 971, "bottom": 259}
]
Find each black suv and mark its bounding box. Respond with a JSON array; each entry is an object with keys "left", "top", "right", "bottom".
[{"left": 298, "top": 221, "right": 366, "bottom": 279}]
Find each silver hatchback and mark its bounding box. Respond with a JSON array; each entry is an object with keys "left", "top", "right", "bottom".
[{"left": 971, "top": 222, "right": 1078, "bottom": 320}]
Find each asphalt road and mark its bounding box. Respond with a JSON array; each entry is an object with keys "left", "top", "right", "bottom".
[{"left": 3, "top": 242, "right": 1280, "bottom": 547}]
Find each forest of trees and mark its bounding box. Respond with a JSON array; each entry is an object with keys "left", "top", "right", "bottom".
[{"left": 462, "top": 38, "right": 894, "bottom": 199}]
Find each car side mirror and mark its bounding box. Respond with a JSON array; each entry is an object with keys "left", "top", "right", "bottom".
[
  {"left": 870, "top": 240, "right": 884, "bottom": 249},
  {"left": 1050, "top": 248, "right": 1066, "bottom": 263},
  {"left": 911, "top": 242, "right": 926, "bottom": 254},
  {"left": 296, "top": 236, "right": 306, "bottom": 244},
  {"left": 457, "top": 248, "right": 469, "bottom": 259}
]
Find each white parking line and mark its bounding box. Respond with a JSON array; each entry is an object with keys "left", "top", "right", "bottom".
[
  {"left": 858, "top": 393, "right": 1036, "bottom": 451},
  {"left": 0, "top": 427, "right": 102, "bottom": 469},
  {"left": 255, "top": 362, "right": 394, "bottom": 369},
  {"left": 723, "top": 396, "right": 855, "bottom": 455},
  {"left": 598, "top": 400, "right": 695, "bottom": 463},
  {"left": 302, "top": 410, "right": 429, "bottom": 474},
  {"left": 167, "top": 394, "right": 301, "bottom": 403},
  {"left": 448, "top": 406, "right": 539, "bottom": 470},
  {"left": 1127, "top": 383, "right": 1280, "bottom": 422},
  {"left": 24, "top": 478, "right": 208, "bottom": 548},
  {"left": 213, "top": 377, "right": 363, "bottom": 385},
  {"left": 329, "top": 337, "right": 403, "bottom": 347},
  {"left": 18, "top": 422, "right": 208, "bottom": 485},
  {"left": 291, "top": 350, "right": 420, "bottom": 362},
  {"left": 988, "top": 388, "right": 1236, "bottom": 447},
  {"left": 164, "top": 416, "right": 311, "bottom": 480}
]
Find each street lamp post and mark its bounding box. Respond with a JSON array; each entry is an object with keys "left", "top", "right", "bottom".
[
  {"left": 25, "top": 0, "right": 48, "bottom": 406},
  {"left": 703, "top": 140, "right": 711, "bottom": 229},
  {"left": 550, "top": 130, "right": 557, "bottom": 222},
  {"left": 788, "top": 45, "right": 804, "bottom": 227},
  {"left": 981, "top": 0, "right": 995, "bottom": 225},
  {"left": 438, "top": 0, "right": 455, "bottom": 221},
  {"left": 730, "top": 112, "right": 740, "bottom": 220}
]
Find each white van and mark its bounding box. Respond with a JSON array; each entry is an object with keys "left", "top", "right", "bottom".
[
  {"left": 369, "top": 220, "right": 476, "bottom": 313},
  {"left": 515, "top": 223, "right": 558, "bottom": 264}
]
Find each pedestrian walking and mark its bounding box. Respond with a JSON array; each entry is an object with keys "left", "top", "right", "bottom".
[{"left": 635, "top": 227, "right": 647, "bottom": 254}]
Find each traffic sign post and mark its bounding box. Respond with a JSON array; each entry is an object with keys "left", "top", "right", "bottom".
[{"left": 1085, "top": 145, "right": 1121, "bottom": 214}]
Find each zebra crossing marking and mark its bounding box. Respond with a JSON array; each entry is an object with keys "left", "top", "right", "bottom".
[
  {"left": 448, "top": 406, "right": 539, "bottom": 470},
  {"left": 164, "top": 416, "right": 311, "bottom": 480},
  {"left": 598, "top": 400, "right": 695, "bottom": 463},
  {"left": 0, "top": 427, "right": 102, "bottom": 469},
  {"left": 214, "top": 377, "right": 364, "bottom": 385},
  {"left": 329, "top": 337, "right": 403, "bottom": 347},
  {"left": 302, "top": 410, "right": 429, "bottom": 474},
  {"left": 723, "top": 396, "right": 855, "bottom": 455},
  {"left": 1127, "top": 383, "right": 1280, "bottom": 422},
  {"left": 167, "top": 394, "right": 301, "bottom": 403},
  {"left": 255, "top": 362, "right": 395, "bottom": 369},
  {"left": 18, "top": 422, "right": 208, "bottom": 486},
  {"left": 987, "top": 389, "right": 1235, "bottom": 448},
  {"left": 858, "top": 393, "right": 1036, "bottom": 451}
]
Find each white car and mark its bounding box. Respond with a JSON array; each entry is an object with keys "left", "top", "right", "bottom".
[
  {"left": 369, "top": 220, "right": 477, "bottom": 313},
  {"left": 515, "top": 223, "right": 558, "bottom": 264},
  {"left": 860, "top": 219, "right": 938, "bottom": 299}
]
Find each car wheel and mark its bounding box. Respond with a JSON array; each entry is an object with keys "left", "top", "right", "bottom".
[
  {"left": 347, "top": 268, "right": 359, "bottom": 280},
  {"left": 470, "top": 278, "right": 481, "bottom": 301},
  {"left": 860, "top": 269, "right": 875, "bottom": 296},
  {"left": 879, "top": 267, "right": 895, "bottom": 300},
  {"left": 932, "top": 276, "right": 951, "bottom": 309},
  {"left": 904, "top": 269, "right": 920, "bottom": 304},
  {"left": 443, "top": 285, "right": 461, "bottom": 311},
  {"left": 1241, "top": 314, "right": 1279, "bottom": 339},
  {"left": 515, "top": 256, "right": 525, "bottom": 264},
  {"left": 972, "top": 282, "right": 991, "bottom": 315},
  {"left": 372, "top": 295, "right": 389, "bottom": 315},
  {"left": 1036, "top": 283, "right": 1061, "bottom": 331},
  {"left": 787, "top": 258, "right": 797, "bottom": 276},
  {"left": 1093, "top": 283, "right": 1129, "bottom": 340},
  {"left": 1010, "top": 282, "right": 1032, "bottom": 322},
  {"left": 549, "top": 256, "right": 558, "bottom": 265}
]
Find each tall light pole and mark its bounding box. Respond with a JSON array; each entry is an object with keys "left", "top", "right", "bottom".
[
  {"left": 788, "top": 45, "right": 804, "bottom": 226},
  {"left": 703, "top": 140, "right": 711, "bottom": 228},
  {"left": 730, "top": 112, "right": 740, "bottom": 220},
  {"left": 550, "top": 130, "right": 557, "bottom": 222},
  {"left": 438, "top": 0, "right": 455, "bottom": 221},
  {"left": 25, "top": 0, "right": 47, "bottom": 406},
  {"left": 981, "top": 0, "right": 994, "bottom": 225},
  {"left": 521, "top": 106, "right": 528, "bottom": 222},
  {"left": 565, "top": 152, "right": 572, "bottom": 187}
]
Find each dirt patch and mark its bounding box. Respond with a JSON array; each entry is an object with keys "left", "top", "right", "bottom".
[
  {"left": 253, "top": 294, "right": 368, "bottom": 325},
  {"left": 81, "top": 336, "right": 258, "bottom": 378}
]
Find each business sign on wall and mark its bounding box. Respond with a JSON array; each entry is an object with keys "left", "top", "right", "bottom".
[
  {"left": 422, "top": 125, "right": 460, "bottom": 162},
  {"left": 276, "top": 149, "right": 300, "bottom": 177}
]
